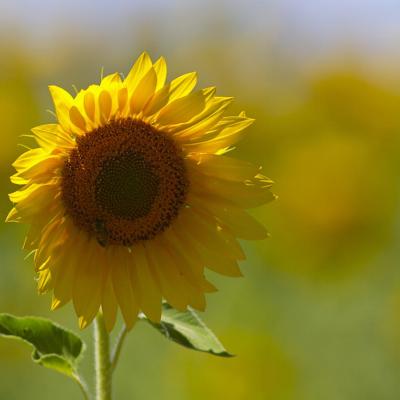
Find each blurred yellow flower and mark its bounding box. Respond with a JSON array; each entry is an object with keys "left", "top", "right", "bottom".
[{"left": 7, "top": 52, "right": 274, "bottom": 331}]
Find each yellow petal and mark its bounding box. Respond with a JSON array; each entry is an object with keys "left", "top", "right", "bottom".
[
  {"left": 7, "top": 182, "right": 59, "bottom": 223},
  {"left": 188, "top": 229, "right": 243, "bottom": 278},
  {"left": 53, "top": 256, "right": 77, "bottom": 306},
  {"left": 110, "top": 246, "right": 138, "bottom": 329},
  {"left": 101, "top": 72, "right": 122, "bottom": 87},
  {"left": 12, "top": 148, "right": 46, "bottom": 171},
  {"left": 101, "top": 271, "right": 118, "bottom": 332},
  {"left": 48, "top": 85, "right": 74, "bottom": 132},
  {"left": 201, "top": 278, "right": 218, "bottom": 293},
  {"left": 51, "top": 295, "right": 65, "bottom": 311},
  {"left": 23, "top": 218, "right": 46, "bottom": 250},
  {"left": 34, "top": 217, "right": 66, "bottom": 268},
  {"left": 31, "top": 124, "right": 74, "bottom": 152},
  {"left": 37, "top": 268, "right": 53, "bottom": 293},
  {"left": 164, "top": 228, "right": 204, "bottom": 284},
  {"left": 84, "top": 91, "right": 96, "bottom": 122},
  {"left": 217, "top": 223, "right": 247, "bottom": 261},
  {"left": 73, "top": 241, "right": 105, "bottom": 329},
  {"left": 183, "top": 114, "right": 254, "bottom": 153},
  {"left": 9, "top": 182, "right": 50, "bottom": 203},
  {"left": 186, "top": 290, "right": 206, "bottom": 312},
  {"left": 144, "top": 239, "right": 189, "bottom": 312},
  {"left": 153, "top": 56, "right": 167, "bottom": 90},
  {"left": 52, "top": 224, "right": 84, "bottom": 305},
  {"left": 189, "top": 170, "right": 275, "bottom": 209},
  {"left": 130, "top": 67, "right": 157, "bottom": 114},
  {"left": 202, "top": 87, "right": 217, "bottom": 100},
  {"left": 203, "top": 249, "right": 243, "bottom": 277},
  {"left": 159, "top": 232, "right": 205, "bottom": 290},
  {"left": 130, "top": 244, "right": 162, "bottom": 322},
  {"left": 170, "top": 96, "right": 234, "bottom": 139},
  {"left": 142, "top": 84, "right": 171, "bottom": 117},
  {"left": 172, "top": 212, "right": 243, "bottom": 277},
  {"left": 177, "top": 207, "right": 245, "bottom": 260},
  {"left": 188, "top": 154, "right": 261, "bottom": 182},
  {"left": 168, "top": 72, "right": 197, "bottom": 102},
  {"left": 11, "top": 155, "right": 63, "bottom": 185},
  {"left": 156, "top": 90, "right": 206, "bottom": 126},
  {"left": 189, "top": 197, "right": 268, "bottom": 240},
  {"left": 124, "top": 52, "right": 152, "bottom": 93},
  {"left": 69, "top": 106, "right": 87, "bottom": 132},
  {"left": 99, "top": 90, "right": 112, "bottom": 122},
  {"left": 118, "top": 87, "right": 128, "bottom": 114}
]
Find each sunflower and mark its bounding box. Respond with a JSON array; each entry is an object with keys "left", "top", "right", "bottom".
[{"left": 7, "top": 52, "right": 275, "bottom": 331}]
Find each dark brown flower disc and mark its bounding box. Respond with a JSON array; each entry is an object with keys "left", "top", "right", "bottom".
[{"left": 61, "top": 119, "right": 188, "bottom": 246}]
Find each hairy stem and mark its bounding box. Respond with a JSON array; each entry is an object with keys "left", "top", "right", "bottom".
[
  {"left": 94, "top": 313, "right": 112, "bottom": 400},
  {"left": 73, "top": 373, "right": 91, "bottom": 400},
  {"left": 111, "top": 324, "right": 129, "bottom": 372}
]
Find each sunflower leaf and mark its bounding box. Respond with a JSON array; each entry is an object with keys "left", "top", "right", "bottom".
[
  {"left": 0, "top": 313, "right": 85, "bottom": 378},
  {"left": 141, "top": 303, "right": 233, "bottom": 357}
]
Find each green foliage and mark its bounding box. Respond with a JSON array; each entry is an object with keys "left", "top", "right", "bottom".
[
  {"left": 141, "top": 303, "right": 233, "bottom": 357},
  {"left": 0, "top": 313, "right": 84, "bottom": 378}
]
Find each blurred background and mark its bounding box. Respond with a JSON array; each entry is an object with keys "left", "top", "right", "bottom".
[{"left": 1, "top": 0, "right": 400, "bottom": 399}]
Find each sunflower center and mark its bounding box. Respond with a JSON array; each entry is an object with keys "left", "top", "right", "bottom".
[
  {"left": 95, "top": 152, "right": 160, "bottom": 220},
  {"left": 61, "top": 119, "right": 188, "bottom": 246}
]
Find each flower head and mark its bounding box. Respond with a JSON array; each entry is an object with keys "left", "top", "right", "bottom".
[{"left": 7, "top": 52, "right": 275, "bottom": 331}]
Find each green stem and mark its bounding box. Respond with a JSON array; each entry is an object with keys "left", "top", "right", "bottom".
[
  {"left": 111, "top": 324, "right": 128, "bottom": 372},
  {"left": 94, "top": 313, "right": 112, "bottom": 400},
  {"left": 73, "top": 373, "right": 91, "bottom": 400}
]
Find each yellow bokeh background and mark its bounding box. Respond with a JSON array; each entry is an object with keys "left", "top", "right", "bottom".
[{"left": 1, "top": 1, "right": 400, "bottom": 399}]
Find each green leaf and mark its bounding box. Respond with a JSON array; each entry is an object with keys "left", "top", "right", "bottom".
[
  {"left": 141, "top": 303, "right": 233, "bottom": 357},
  {"left": 0, "top": 314, "right": 85, "bottom": 378}
]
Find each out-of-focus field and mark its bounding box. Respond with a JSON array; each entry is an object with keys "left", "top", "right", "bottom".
[{"left": 1, "top": 1, "right": 400, "bottom": 399}]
